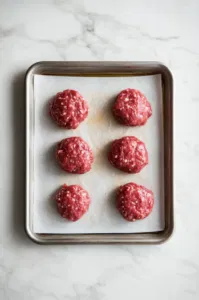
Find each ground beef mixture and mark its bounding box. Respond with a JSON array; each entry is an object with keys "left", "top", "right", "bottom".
[
  {"left": 116, "top": 182, "right": 154, "bottom": 221},
  {"left": 56, "top": 137, "right": 94, "bottom": 174},
  {"left": 113, "top": 88, "right": 152, "bottom": 126},
  {"left": 108, "top": 136, "right": 148, "bottom": 173},
  {"left": 55, "top": 184, "right": 91, "bottom": 221},
  {"left": 49, "top": 89, "right": 88, "bottom": 129}
]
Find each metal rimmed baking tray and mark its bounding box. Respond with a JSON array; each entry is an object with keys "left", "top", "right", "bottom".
[{"left": 25, "top": 61, "right": 173, "bottom": 244}]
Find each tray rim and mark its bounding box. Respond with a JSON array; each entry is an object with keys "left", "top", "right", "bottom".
[{"left": 25, "top": 61, "right": 173, "bottom": 245}]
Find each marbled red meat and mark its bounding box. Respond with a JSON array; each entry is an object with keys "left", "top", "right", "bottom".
[
  {"left": 55, "top": 184, "right": 91, "bottom": 221},
  {"left": 113, "top": 89, "right": 152, "bottom": 126},
  {"left": 116, "top": 182, "right": 154, "bottom": 221},
  {"left": 56, "top": 137, "right": 94, "bottom": 174},
  {"left": 49, "top": 89, "right": 88, "bottom": 129},
  {"left": 108, "top": 136, "right": 148, "bottom": 173}
]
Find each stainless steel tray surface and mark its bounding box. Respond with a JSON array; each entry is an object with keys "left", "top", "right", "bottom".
[{"left": 26, "top": 61, "right": 173, "bottom": 244}]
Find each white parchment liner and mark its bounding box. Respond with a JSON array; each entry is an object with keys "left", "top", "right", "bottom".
[{"left": 33, "top": 74, "right": 164, "bottom": 233}]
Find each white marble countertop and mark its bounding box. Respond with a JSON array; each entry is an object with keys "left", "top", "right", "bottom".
[{"left": 1, "top": 0, "right": 199, "bottom": 299}]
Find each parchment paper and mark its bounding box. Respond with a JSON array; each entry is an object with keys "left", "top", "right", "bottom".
[{"left": 33, "top": 74, "right": 164, "bottom": 233}]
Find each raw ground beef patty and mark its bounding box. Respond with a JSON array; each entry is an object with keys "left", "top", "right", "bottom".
[
  {"left": 56, "top": 137, "right": 94, "bottom": 174},
  {"left": 55, "top": 184, "right": 91, "bottom": 221},
  {"left": 49, "top": 89, "right": 88, "bottom": 129},
  {"left": 108, "top": 136, "right": 148, "bottom": 173},
  {"left": 116, "top": 182, "right": 154, "bottom": 221},
  {"left": 113, "top": 88, "right": 152, "bottom": 126}
]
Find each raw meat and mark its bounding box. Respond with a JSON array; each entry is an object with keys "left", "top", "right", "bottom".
[
  {"left": 49, "top": 89, "right": 88, "bottom": 129},
  {"left": 55, "top": 184, "right": 91, "bottom": 221},
  {"left": 56, "top": 137, "right": 94, "bottom": 174},
  {"left": 108, "top": 136, "right": 148, "bottom": 173},
  {"left": 113, "top": 88, "right": 152, "bottom": 126},
  {"left": 116, "top": 182, "right": 154, "bottom": 221}
]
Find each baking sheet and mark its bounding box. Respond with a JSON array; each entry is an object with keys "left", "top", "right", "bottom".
[{"left": 33, "top": 74, "right": 164, "bottom": 234}]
